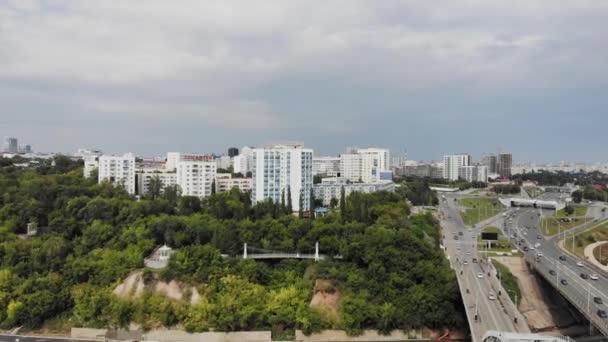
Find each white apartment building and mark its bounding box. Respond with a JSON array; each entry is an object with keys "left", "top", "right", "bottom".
[
  {"left": 340, "top": 148, "right": 390, "bottom": 183},
  {"left": 76, "top": 148, "right": 103, "bottom": 178},
  {"left": 215, "top": 173, "right": 253, "bottom": 193},
  {"left": 233, "top": 146, "right": 254, "bottom": 175},
  {"left": 443, "top": 154, "right": 471, "bottom": 181},
  {"left": 217, "top": 155, "right": 233, "bottom": 170},
  {"left": 135, "top": 160, "right": 177, "bottom": 196},
  {"left": 176, "top": 155, "right": 217, "bottom": 197},
  {"left": 458, "top": 165, "right": 488, "bottom": 183},
  {"left": 313, "top": 177, "right": 396, "bottom": 206},
  {"left": 313, "top": 156, "right": 341, "bottom": 177},
  {"left": 252, "top": 144, "right": 313, "bottom": 212},
  {"left": 98, "top": 153, "right": 137, "bottom": 194}
]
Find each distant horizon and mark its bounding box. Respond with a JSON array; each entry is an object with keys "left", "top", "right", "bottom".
[{"left": 2, "top": 138, "right": 607, "bottom": 166}]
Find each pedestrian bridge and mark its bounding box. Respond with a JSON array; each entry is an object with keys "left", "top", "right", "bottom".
[{"left": 242, "top": 242, "right": 342, "bottom": 261}]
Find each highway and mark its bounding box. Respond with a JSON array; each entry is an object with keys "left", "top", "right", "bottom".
[
  {"left": 439, "top": 194, "right": 529, "bottom": 342},
  {"left": 504, "top": 205, "right": 608, "bottom": 336}
]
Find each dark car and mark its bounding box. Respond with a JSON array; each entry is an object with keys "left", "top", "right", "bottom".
[
  {"left": 594, "top": 297, "right": 603, "bottom": 305},
  {"left": 559, "top": 255, "right": 567, "bottom": 261},
  {"left": 536, "top": 235, "right": 542, "bottom": 240},
  {"left": 580, "top": 273, "right": 589, "bottom": 279},
  {"left": 549, "top": 270, "right": 556, "bottom": 275},
  {"left": 598, "top": 310, "right": 608, "bottom": 319},
  {"left": 459, "top": 231, "right": 463, "bottom": 236},
  {"left": 561, "top": 279, "right": 568, "bottom": 285},
  {"left": 472, "top": 258, "right": 478, "bottom": 263}
]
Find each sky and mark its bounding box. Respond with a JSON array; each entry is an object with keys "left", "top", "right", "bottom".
[{"left": 1, "top": 0, "right": 607, "bottom": 162}]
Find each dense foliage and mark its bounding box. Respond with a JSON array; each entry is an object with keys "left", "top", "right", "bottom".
[
  {"left": 512, "top": 170, "right": 608, "bottom": 187},
  {"left": 395, "top": 179, "right": 439, "bottom": 206},
  {"left": 0, "top": 156, "right": 465, "bottom": 336},
  {"left": 572, "top": 186, "right": 608, "bottom": 203},
  {"left": 491, "top": 184, "right": 521, "bottom": 195}
]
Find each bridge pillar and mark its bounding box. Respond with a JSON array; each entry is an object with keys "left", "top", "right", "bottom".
[
  {"left": 243, "top": 243, "right": 247, "bottom": 259},
  {"left": 315, "top": 241, "right": 319, "bottom": 261}
]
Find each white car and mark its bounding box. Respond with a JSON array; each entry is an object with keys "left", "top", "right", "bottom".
[
  {"left": 488, "top": 292, "right": 496, "bottom": 300},
  {"left": 464, "top": 260, "right": 469, "bottom": 265},
  {"left": 477, "top": 272, "right": 484, "bottom": 279},
  {"left": 576, "top": 261, "right": 584, "bottom": 267},
  {"left": 536, "top": 252, "right": 543, "bottom": 257},
  {"left": 466, "top": 251, "right": 471, "bottom": 255},
  {"left": 534, "top": 243, "right": 541, "bottom": 248},
  {"left": 530, "top": 246, "right": 535, "bottom": 250},
  {"left": 590, "top": 274, "right": 599, "bottom": 280}
]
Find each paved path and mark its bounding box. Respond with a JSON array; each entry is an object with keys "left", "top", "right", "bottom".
[
  {"left": 0, "top": 335, "right": 96, "bottom": 342},
  {"left": 584, "top": 241, "right": 608, "bottom": 272}
]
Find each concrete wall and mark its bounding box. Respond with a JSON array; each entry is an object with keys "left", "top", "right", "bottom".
[
  {"left": 141, "top": 329, "right": 271, "bottom": 342},
  {"left": 71, "top": 328, "right": 107, "bottom": 339}
]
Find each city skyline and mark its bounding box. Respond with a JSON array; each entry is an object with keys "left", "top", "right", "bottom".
[{"left": 2, "top": 1, "right": 608, "bottom": 162}]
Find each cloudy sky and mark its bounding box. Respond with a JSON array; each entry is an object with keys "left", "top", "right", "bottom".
[{"left": 1, "top": 0, "right": 607, "bottom": 162}]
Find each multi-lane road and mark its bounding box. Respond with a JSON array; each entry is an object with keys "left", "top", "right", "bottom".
[
  {"left": 505, "top": 206, "right": 608, "bottom": 336},
  {"left": 439, "top": 195, "right": 529, "bottom": 342}
]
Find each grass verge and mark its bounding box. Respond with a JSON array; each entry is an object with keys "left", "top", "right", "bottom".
[
  {"left": 492, "top": 259, "right": 522, "bottom": 307},
  {"left": 458, "top": 197, "right": 503, "bottom": 226}
]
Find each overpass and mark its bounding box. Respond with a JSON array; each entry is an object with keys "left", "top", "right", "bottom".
[
  {"left": 498, "top": 197, "right": 566, "bottom": 211},
  {"left": 507, "top": 210, "right": 608, "bottom": 337}
]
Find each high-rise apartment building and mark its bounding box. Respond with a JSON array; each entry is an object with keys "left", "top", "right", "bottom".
[
  {"left": 340, "top": 148, "right": 390, "bottom": 183},
  {"left": 497, "top": 153, "right": 513, "bottom": 178},
  {"left": 458, "top": 165, "right": 488, "bottom": 182},
  {"left": 233, "top": 146, "right": 254, "bottom": 175},
  {"left": 252, "top": 144, "right": 313, "bottom": 212},
  {"left": 480, "top": 154, "right": 498, "bottom": 174},
  {"left": 443, "top": 154, "right": 471, "bottom": 181},
  {"left": 176, "top": 154, "right": 217, "bottom": 197},
  {"left": 98, "top": 153, "right": 137, "bottom": 194},
  {"left": 3, "top": 137, "right": 18, "bottom": 154},
  {"left": 313, "top": 156, "right": 341, "bottom": 177}
]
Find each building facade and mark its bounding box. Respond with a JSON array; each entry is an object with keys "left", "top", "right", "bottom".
[
  {"left": 98, "top": 153, "right": 137, "bottom": 194},
  {"left": 215, "top": 173, "right": 253, "bottom": 193},
  {"left": 340, "top": 147, "right": 390, "bottom": 183},
  {"left": 497, "top": 153, "right": 513, "bottom": 178},
  {"left": 313, "top": 156, "right": 341, "bottom": 177},
  {"left": 443, "top": 154, "right": 471, "bottom": 181},
  {"left": 135, "top": 160, "right": 177, "bottom": 196},
  {"left": 176, "top": 154, "right": 217, "bottom": 197},
  {"left": 252, "top": 144, "right": 313, "bottom": 212},
  {"left": 3, "top": 137, "right": 18, "bottom": 154},
  {"left": 458, "top": 165, "right": 488, "bottom": 182},
  {"left": 480, "top": 154, "right": 498, "bottom": 174},
  {"left": 313, "top": 177, "right": 395, "bottom": 206}
]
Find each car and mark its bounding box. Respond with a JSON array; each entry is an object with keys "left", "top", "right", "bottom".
[
  {"left": 534, "top": 243, "right": 541, "bottom": 248},
  {"left": 561, "top": 279, "right": 568, "bottom": 285},
  {"left": 468, "top": 228, "right": 472, "bottom": 232},
  {"left": 590, "top": 274, "right": 599, "bottom": 280},
  {"left": 523, "top": 246, "right": 529, "bottom": 251},
  {"left": 594, "top": 297, "right": 603, "bottom": 305},
  {"left": 530, "top": 246, "right": 535, "bottom": 250},
  {"left": 549, "top": 270, "right": 556, "bottom": 275},
  {"left": 454, "top": 236, "right": 459, "bottom": 240},
  {"left": 576, "top": 261, "right": 583, "bottom": 267},
  {"left": 466, "top": 251, "right": 471, "bottom": 255},
  {"left": 559, "top": 255, "right": 567, "bottom": 261},
  {"left": 477, "top": 272, "right": 484, "bottom": 279},
  {"left": 536, "top": 252, "right": 543, "bottom": 257},
  {"left": 472, "top": 258, "right": 478, "bottom": 263},
  {"left": 458, "top": 231, "right": 463, "bottom": 236},
  {"left": 580, "top": 273, "right": 589, "bottom": 279},
  {"left": 598, "top": 310, "right": 608, "bottom": 319},
  {"left": 488, "top": 292, "right": 496, "bottom": 300},
  {"left": 523, "top": 231, "right": 528, "bottom": 236},
  {"left": 463, "top": 260, "right": 469, "bottom": 265},
  {"left": 536, "top": 236, "right": 542, "bottom": 240}
]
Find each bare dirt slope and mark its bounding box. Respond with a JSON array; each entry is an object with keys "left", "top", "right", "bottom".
[
  {"left": 493, "top": 257, "right": 579, "bottom": 332},
  {"left": 113, "top": 271, "right": 201, "bottom": 305}
]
